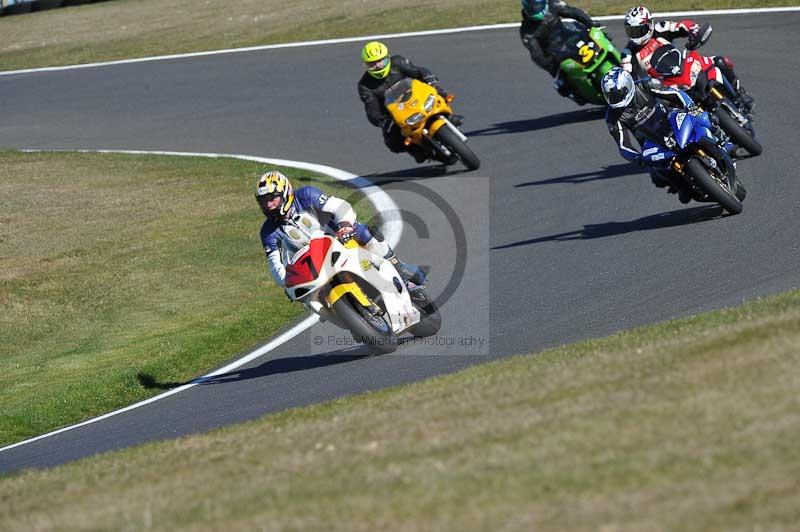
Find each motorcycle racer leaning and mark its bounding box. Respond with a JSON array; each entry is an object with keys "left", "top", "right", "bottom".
[
  {"left": 519, "top": 0, "right": 598, "bottom": 102},
  {"left": 256, "top": 170, "right": 426, "bottom": 289},
  {"left": 621, "top": 5, "right": 753, "bottom": 111},
  {"left": 601, "top": 67, "right": 700, "bottom": 203},
  {"left": 357, "top": 41, "right": 462, "bottom": 163}
]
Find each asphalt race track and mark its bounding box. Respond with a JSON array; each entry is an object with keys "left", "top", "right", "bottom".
[{"left": 2, "top": 12, "right": 800, "bottom": 474}]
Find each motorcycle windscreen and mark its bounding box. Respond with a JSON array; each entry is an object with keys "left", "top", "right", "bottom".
[
  {"left": 384, "top": 79, "right": 414, "bottom": 105},
  {"left": 547, "top": 21, "right": 589, "bottom": 63},
  {"left": 284, "top": 238, "right": 333, "bottom": 287}
]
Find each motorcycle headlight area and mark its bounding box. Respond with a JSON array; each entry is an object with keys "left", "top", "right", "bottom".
[
  {"left": 423, "top": 95, "right": 436, "bottom": 112},
  {"left": 406, "top": 113, "right": 425, "bottom": 126}
]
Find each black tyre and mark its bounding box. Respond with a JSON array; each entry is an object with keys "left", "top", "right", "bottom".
[
  {"left": 735, "top": 180, "right": 747, "bottom": 201},
  {"left": 332, "top": 297, "right": 397, "bottom": 354},
  {"left": 407, "top": 289, "right": 442, "bottom": 338},
  {"left": 684, "top": 158, "right": 743, "bottom": 215},
  {"left": 716, "top": 107, "right": 762, "bottom": 157},
  {"left": 435, "top": 125, "right": 480, "bottom": 171}
]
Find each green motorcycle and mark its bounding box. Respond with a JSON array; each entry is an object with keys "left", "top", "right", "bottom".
[{"left": 550, "top": 21, "right": 622, "bottom": 106}]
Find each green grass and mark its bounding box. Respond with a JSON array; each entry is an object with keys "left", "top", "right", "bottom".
[
  {"left": 2, "top": 289, "right": 799, "bottom": 530},
  {"left": 0, "top": 151, "right": 372, "bottom": 447},
  {"left": 0, "top": 0, "right": 797, "bottom": 71}
]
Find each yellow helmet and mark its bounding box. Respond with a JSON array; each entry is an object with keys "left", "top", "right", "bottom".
[
  {"left": 361, "top": 41, "right": 391, "bottom": 79},
  {"left": 255, "top": 170, "right": 295, "bottom": 220}
]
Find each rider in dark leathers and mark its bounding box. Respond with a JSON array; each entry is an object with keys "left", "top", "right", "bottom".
[
  {"left": 357, "top": 41, "right": 457, "bottom": 163},
  {"left": 519, "top": 0, "right": 597, "bottom": 101},
  {"left": 602, "top": 67, "right": 698, "bottom": 203}
]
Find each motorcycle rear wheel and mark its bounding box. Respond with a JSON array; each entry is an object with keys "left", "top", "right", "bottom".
[
  {"left": 716, "top": 107, "right": 762, "bottom": 157},
  {"left": 435, "top": 126, "right": 480, "bottom": 171},
  {"left": 684, "top": 158, "right": 743, "bottom": 215},
  {"left": 332, "top": 297, "right": 397, "bottom": 354},
  {"left": 407, "top": 288, "right": 442, "bottom": 338}
]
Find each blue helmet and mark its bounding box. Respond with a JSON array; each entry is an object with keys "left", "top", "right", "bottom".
[{"left": 522, "top": 0, "right": 548, "bottom": 20}]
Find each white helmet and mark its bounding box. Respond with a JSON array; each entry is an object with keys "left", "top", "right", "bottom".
[
  {"left": 601, "top": 67, "right": 635, "bottom": 109},
  {"left": 624, "top": 6, "right": 654, "bottom": 45}
]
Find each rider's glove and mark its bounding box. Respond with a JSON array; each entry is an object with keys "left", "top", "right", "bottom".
[
  {"left": 432, "top": 84, "right": 449, "bottom": 99},
  {"left": 553, "top": 78, "right": 570, "bottom": 97},
  {"left": 687, "top": 103, "right": 703, "bottom": 117},
  {"left": 336, "top": 222, "right": 356, "bottom": 243}
]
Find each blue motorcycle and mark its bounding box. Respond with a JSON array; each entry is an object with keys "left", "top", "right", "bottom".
[{"left": 643, "top": 106, "right": 746, "bottom": 215}]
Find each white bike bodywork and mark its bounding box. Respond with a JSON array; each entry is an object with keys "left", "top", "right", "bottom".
[{"left": 284, "top": 230, "right": 422, "bottom": 335}]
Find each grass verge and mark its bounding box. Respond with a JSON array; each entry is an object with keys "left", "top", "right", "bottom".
[
  {"left": 0, "top": 0, "right": 797, "bottom": 71},
  {"left": 0, "top": 150, "right": 373, "bottom": 447},
  {"left": 2, "top": 288, "right": 799, "bottom": 530}
]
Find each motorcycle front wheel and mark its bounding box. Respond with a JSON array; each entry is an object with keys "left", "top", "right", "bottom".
[
  {"left": 332, "top": 297, "right": 397, "bottom": 354},
  {"left": 684, "top": 158, "right": 743, "bottom": 215},
  {"left": 435, "top": 126, "right": 480, "bottom": 171}
]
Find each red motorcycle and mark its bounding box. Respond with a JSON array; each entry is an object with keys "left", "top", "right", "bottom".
[{"left": 649, "top": 43, "right": 762, "bottom": 157}]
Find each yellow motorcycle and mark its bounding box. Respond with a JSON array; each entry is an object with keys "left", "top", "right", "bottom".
[{"left": 384, "top": 78, "right": 480, "bottom": 170}]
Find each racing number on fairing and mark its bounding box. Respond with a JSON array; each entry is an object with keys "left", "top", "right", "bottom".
[{"left": 578, "top": 44, "right": 595, "bottom": 64}]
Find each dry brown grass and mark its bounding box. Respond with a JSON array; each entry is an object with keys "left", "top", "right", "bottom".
[
  {"left": 2, "top": 289, "right": 799, "bottom": 531},
  {"left": 1, "top": 0, "right": 796, "bottom": 71}
]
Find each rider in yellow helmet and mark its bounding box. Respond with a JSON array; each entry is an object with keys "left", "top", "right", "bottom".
[
  {"left": 357, "top": 41, "right": 462, "bottom": 163},
  {"left": 256, "top": 170, "right": 426, "bottom": 289}
]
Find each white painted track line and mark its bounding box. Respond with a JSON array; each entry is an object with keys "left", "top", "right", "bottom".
[
  {"left": 0, "top": 7, "right": 798, "bottom": 77},
  {"left": 0, "top": 149, "right": 401, "bottom": 454}
]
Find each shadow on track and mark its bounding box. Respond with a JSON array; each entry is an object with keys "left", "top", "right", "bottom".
[
  {"left": 298, "top": 164, "right": 469, "bottom": 187},
  {"left": 515, "top": 162, "right": 645, "bottom": 187},
  {"left": 492, "top": 205, "right": 725, "bottom": 250},
  {"left": 464, "top": 107, "right": 605, "bottom": 137},
  {"left": 137, "top": 349, "right": 375, "bottom": 389},
  {"left": 360, "top": 164, "right": 472, "bottom": 186}
]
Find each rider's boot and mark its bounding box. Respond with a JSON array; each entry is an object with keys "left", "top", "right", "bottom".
[
  {"left": 716, "top": 57, "right": 755, "bottom": 113},
  {"left": 554, "top": 77, "right": 587, "bottom": 106},
  {"left": 724, "top": 142, "right": 748, "bottom": 159},
  {"left": 655, "top": 169, "right": 693, "bottom": 204},
  {"left": 386, "top": 253, "right": 427, "bottom": 287},
  {"left": 408, "top": 145, "right": 429, "bottom": 163},
  {"left": 735, "top": 84, "right": 755, "bottom": 113},
  {"left": 677, "top": 187, "right": 693, "bottom": 204}
]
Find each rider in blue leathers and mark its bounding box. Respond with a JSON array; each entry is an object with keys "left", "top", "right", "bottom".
[{"left": 255, "top": 170, "right": 426, "bottom": 288}]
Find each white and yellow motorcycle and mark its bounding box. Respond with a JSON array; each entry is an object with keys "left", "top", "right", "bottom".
[{"left": 284, "top": 228, "right": 441, "bottom": 354}]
